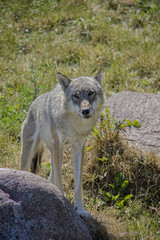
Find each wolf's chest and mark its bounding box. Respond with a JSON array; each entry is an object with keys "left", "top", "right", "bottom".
[{"left": 65, "top": 117, "right": 95, "bottom": 141}]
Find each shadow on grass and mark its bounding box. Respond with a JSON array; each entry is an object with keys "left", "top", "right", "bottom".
[{"left": 82, "top": 215, "right": 117, "bottom": 240}]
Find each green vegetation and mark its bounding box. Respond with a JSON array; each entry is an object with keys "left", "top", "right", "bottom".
[
  {"left": 84, "top": 109, "right": 160, "bottom": 239},
  {"left": 1, "top": 0, "right": 160, "bottom": 239}
]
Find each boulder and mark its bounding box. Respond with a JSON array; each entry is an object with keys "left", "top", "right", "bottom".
[
  {"left": 106, "top": 91, "right": 160, "bottom": 154},
  {"left": 0, "top": 168, "right": 92, "bottom": 240}
]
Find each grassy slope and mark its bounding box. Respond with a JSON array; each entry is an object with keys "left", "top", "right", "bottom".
[{"left": 0, "top": 0, "right": 160, "bottom": 239}]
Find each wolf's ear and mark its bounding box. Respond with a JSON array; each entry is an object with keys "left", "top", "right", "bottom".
[
  {"left": 94, "top": 69, "right": 102, "bottom": 85},
  {"left": 57, "top": 72, "right": 71, "bottom": 92}
]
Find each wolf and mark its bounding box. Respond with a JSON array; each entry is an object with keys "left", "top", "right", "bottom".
[{"left": 21, "top": 70, "right": 105, "bottom": 217}]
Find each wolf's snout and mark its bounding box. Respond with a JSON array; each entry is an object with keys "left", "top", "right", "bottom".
[
  {"left": 80, "top": 100, "right": 94, "bottom": 118},
  {"left": 82, "top": 108, "right": 90, "bottom": 116},
  {"left": 81, "top": 108, "right": 95, "bottom": 119}
]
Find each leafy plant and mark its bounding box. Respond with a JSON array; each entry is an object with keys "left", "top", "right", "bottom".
[
  {"left": 93, "top": 107, "right": 141, "bottom": 137},
  {"left": 99, "top": 172, "right": 133, "bottom": 209}
]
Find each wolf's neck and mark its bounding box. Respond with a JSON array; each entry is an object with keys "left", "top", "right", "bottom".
[{"left": 68, "top": 112, "right": 98, "bottom": 136}]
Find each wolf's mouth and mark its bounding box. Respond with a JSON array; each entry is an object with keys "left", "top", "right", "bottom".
[
  {"left": 83, "top": 115, "right": 92, "bottom": 119},
  {"left": 79, "top": 113, "right": 92, "bottom": 119}
]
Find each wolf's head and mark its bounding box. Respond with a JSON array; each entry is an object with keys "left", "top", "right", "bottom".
[{"left": 57, "top": 70, "right": 105, "bottom": 119}]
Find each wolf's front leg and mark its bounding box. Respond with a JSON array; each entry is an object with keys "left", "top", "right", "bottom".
[
  {"left": 48, "top": 142, "right": 63, "bottom": 193},
  {"left": 72, "top": 142, "right": 91, "bottom": 218}
]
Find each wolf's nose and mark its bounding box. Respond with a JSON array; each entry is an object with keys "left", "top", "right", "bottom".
[{"left": 82, "top": 109, "right": 90, "bottom": 116}]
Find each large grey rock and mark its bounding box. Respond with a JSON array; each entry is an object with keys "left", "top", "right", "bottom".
[
  {"left": 106, "top": 91, "right": 160, "bottom": 154},
  {"left": 0, "top": 168, "right": 92, "bottom": 240}
]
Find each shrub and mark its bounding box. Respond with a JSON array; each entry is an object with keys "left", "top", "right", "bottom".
[{"left": 84, "top": 108, "right": 160, "bottom": 208}]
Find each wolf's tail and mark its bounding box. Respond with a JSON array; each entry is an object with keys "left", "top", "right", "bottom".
[{"left": 30, "top": 148, "right": 43, "bottom": 174}]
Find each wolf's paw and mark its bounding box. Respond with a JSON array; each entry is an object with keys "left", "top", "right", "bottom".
[{"left": 75, "top": 208, "right": 91, "bottom": 218}]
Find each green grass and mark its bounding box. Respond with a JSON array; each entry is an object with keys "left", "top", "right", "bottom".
[{"left": 1, "top": 0, "right": 160, "bottom": 239}]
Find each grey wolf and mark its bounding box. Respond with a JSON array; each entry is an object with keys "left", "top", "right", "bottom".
[{"left": 21, "top": 70, "right": 105, "bottom": 217}]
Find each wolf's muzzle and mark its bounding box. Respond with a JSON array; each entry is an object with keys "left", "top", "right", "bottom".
[
  {"left": 80, "top": 100, "right": 94, "bottom": 118},
  {"left": 81, "top": 108, "right": 95, "bottom": 119},
  {"left": 82, "top": 108, "right": 90, "bottom": 116}
]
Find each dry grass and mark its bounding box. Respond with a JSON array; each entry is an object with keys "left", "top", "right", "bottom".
[{"left": 85, "top": 208, "right": 134, "bottom": 240}]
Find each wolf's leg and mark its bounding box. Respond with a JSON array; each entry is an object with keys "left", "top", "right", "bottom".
[
  {"left": 21, "top": 140, "right": 34, "bottom": 171},
  {"left": 72, "top": 142, "right": 91, "bottom": 217},
  {"left": 48, "top": 141, "right": 63, "bottom": 192},
  {"left": 30, "top": 145, "right": 43, "bottom": 173},
  {"left": 21, "top": 130, "right": 40, "bottom": 172}
]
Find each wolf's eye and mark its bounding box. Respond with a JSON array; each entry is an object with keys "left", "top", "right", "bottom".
[
  {"left": 73, "top": 93, "right": 79, "bottom": 99},
  {"left": 88, "top": 91, "right": 94, "bottom": 96}
]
